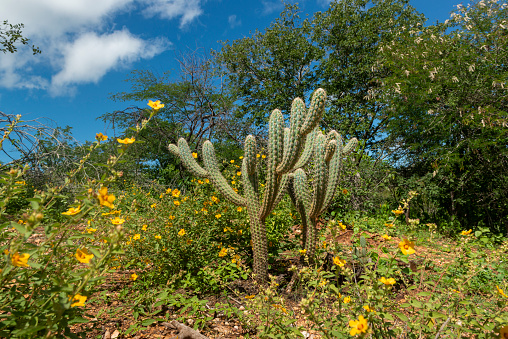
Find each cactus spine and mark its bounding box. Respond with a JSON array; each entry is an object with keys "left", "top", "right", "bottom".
[{"left": 168, "top": 89, "right": 327, "bottom": 282}]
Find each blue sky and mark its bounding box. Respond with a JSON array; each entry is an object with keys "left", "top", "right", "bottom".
[{"left": 0, "top": 0, "right": 462, "bottom": 158}]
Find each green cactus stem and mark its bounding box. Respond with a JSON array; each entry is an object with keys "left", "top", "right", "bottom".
[{"left": 168, "top": 89, "right": 329, "bottom": 282}]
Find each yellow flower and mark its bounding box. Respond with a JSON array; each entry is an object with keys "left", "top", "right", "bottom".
[
  {"left": 15, "top": 180, "right": 26, "bottom": 185},
  {"left": 333, "top": 257, "right": 346, "bottom": 267},
  {"left": 261, "top": 154, "right": 266, "bottom": 159},
  {"left": 174, "top": 200, "right": 180, "bottom": 206},
  {"left": 349, "top": 315, "right": 368, "bottom": 336},
  {"left": 70, "top": 294, "right": 87, "bottom": 307},
  {"left": 178, "top": 229, "right": 186, "bottom": 236},
  {"left": 497, "top": 286, "right": 508, "bottom": 298},
  {"left": 338, "top": 222, "right": 347, "bottom": 230},
  {"left": 215, "top": 214, "right": 221, "bottom": 219},
  {"left": 237, "top": 171, "right": 241, "bottom": 176},
  {"left": 62, "top": 206, "right": 81, "bottom": 216},
  {"left": 130, "top": 273, "right": 138, "bottom": 281},
  {"left": 192, "top": 152, "right": 198, "bottom": 158},
  {"left": 230, "top": 160, "right": 234, "bottom": 163},
  {"left": 133, "top": 234, "right": 141, "bottom": 240},
  {"left": 399, "top": 238, "right": 416, "bottom": 255},
  {"left": 211, "top": 196, "right": 219, "bottom": 203},
  {"left": 218, "top": 247, "right": 228, "bottom": 257},
  {"left": 461, "top": 229, "right": 472, "bottom": 236},
  {"left": 245, "top": 295, "right": 255, "bottom": 299},
  {"left": 86, "top": 228, "right": 97, "bottom": 234},
  {"left": 231, "top": 180, "right": 236, "bottom": 185},
  {"left": 299, "top": 249, "right": 307, "bottom": 255},
  {"left": 381, "top": 234, "right": 392, "bottom": 240},
  {"left": 322, "top": 241, "right": 327, "bottom": 248},
  {"left": 155, "top": 235, "right": 162, "bottom": 239},
  {"left": 186, "top": 239, "right": 192, "bottom": 245},
  {"left": 379, "top": 277, "right": 396, "bottom": 286},
  {"left": 98, "top": 187, "right": 115, "bottom": 209},
  {"left": 384, "top": 223, "right": 395, "bottom": 228},
  {"left": 11, "top": 252, "right": 30, "bottom": 267},
  {"left": 147, "top": 100, "right": 164, "bottom": 110},
  {"left": 239, "top": 156, "right": 244, "bottom": 159},
  {"left": 363, "top": 305, "right": 375, "bottom": 313},
  {"left": 392, "top": 209, "right": 404, "bottom": 216},
  {"left": 75, "top": 248, "right": 94, "bottom": 264},
  {"left": 96, "top": 133, "right": 108, "bottom": 141},
  {"left": 256, "top": 154, "right": 260, "bottom": 158},
  {"left": 141, "top": 224, "right": 148, "bottom": 231},
  {"left": 343, "top": 296, "right": 351, "bottom": 303},
  {"left": 117, "top": 137, "right": 135, "bottom": 144},
  {"left": 205, "top": 178, "right": 210, "bottom": 183},
  {"left": 111, "top": 217, "right": 125, "bottom": 225},
  {"left": 150, "top": 203, "right": 157, "bottom": 208},
  {"left": 342, "top": 189, "right": 348, "bottom": 194},
  {"left": 237, "top": 206, "right": 242, "bottom": 212}
]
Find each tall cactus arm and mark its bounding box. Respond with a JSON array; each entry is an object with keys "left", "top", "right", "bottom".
[
  {"left": 320, "top": 136, "right": 358, "bottom": 215},
  {"left": 244, "top": 135, "right": 258, "bottom": 176},
  {"left": 242, "top": 143, "right": 267, "bottom": 281},
  {"left": 276, "top": 98, "right": 306, "bottom": 175},
  {"left": 310, "top": 133, "right": 328, "bottom": 219},
  {"left": 343, "top": 138, "right": 358, "bottom": 155},
  {"left": 320, "top": 133, "right": 344, "bottom": 214},
  {"left": 202, "top": 140, "right": 246, "bottom": 206},
  {"left": 324, "top": 139, "right": 337, "bottom": 163},
  {"left": 268, "top": 174, "right": 291, "bottom": 217},
  {"left": 292, "top": 169, "right": 316, "bottom": 257},
  {"left": 293, "top": 127, "right": 318, "bottom": 169},
  {"left": 168, "top": 139, "right": 209, "bottom": 178},
  {"left": 299, "top": 88, "right": 326, "bottom": 135},
  {"left": 260, "top": 109, "right": 285, "bottom": 221}
]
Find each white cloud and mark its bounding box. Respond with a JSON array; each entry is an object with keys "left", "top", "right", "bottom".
[
  {"left": 0, "top": 0, "right": 204, "bottom": 95},
  {"left": 228, "top": 14, "right": 242, "bottom": 29},
  {"left": 0, "top": 0, "right": 132, "bottom": 39},
  {"left": 142, "top": 0, "right": 204, "bottom": 28},
  {"left": 261, "top": 0, "right": 284, "bottom": 15},
  {"left": 50, "top": 30, "right": 169, "bottom": 95}
]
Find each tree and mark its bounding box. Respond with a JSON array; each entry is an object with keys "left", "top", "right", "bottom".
[
  {"left": 103, "top": 50, "right": 243, "bottom": 185},
  {"left": 216, "top": 3, "right": 320, "bottom": 128},
  {"left": 312, "top": 0, "right": 424, "bottom": 157},
  {"left": 378, "top": 0, "right": 508, "bottom": 232},
  {"left": 0, "top": 20, "right": 40, "bottom": 55},
  {"left": 217, "top": 1, "right": 423, "bottom": 153}
]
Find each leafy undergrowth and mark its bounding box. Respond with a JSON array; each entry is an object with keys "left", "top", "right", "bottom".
[
  {"left": 1, "top": 134, "right": 507, "bottom": 338},
  {"left": 67, "top": 218, "right": 508, "bottom": 339}
]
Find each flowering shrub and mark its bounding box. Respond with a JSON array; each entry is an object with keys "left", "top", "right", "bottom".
[{"left": 0, "top": 102, "right": 159, "bottom": 338}]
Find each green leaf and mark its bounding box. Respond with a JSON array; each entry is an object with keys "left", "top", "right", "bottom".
[
  {"left": 394, "top": 312, "right": 409, "bottom": 322},
  {"left": 431, "top": 311, "right": 448, "bottom": 319},
  {"left": 10, "top": 221, "right": 27, "bottom": 235},
  {"left": 141, "top": 319, "right": 156, "bottom": 326}
]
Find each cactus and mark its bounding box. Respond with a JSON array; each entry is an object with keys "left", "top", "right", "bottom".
[
  {"left": 287, "top": 129, "right": 358, "bottom": 261},
  {"left": 168, "top": 89, "right": 327, "bottom": 282}
]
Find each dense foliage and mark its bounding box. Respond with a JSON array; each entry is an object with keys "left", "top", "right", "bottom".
[{"left": 1, "top": 1, "right": 507, "bottom": 337}]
